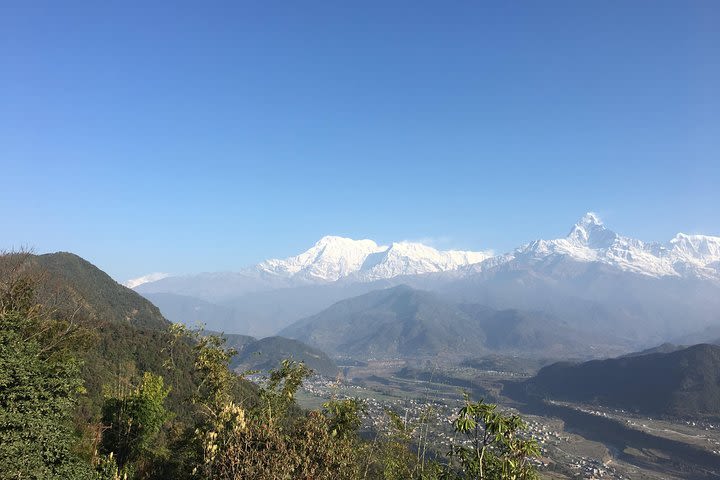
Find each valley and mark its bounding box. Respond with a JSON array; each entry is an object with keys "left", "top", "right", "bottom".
[{"left": 293, "top": 359, "right": 720, "bottom": 479}]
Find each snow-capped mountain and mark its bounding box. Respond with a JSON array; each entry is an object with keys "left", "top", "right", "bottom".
[
  {"left": 467, "top": 212, "right": 720, "bottom": 280},
  {"left": 256, "top": 236, "right": 386, "bottom": 281},
  {"left": 355, "top": 241, "right": 490, "bottom": 281},
  {"left": 135, "top": 214, "right": 720, "bottom": 297},
  {"left": 124, "top": 272, "right": 171, "bottom": 289},
  {"left": 133, "top": 236, "right": 493, "bottom": 303},
  {"left": 257, "top": 235, "right": 492, "bottom": 282},
  {"left": 135, "top": 213, "right": 720, "bottom": 340}
]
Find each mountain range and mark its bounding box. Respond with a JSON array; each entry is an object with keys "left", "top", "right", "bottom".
[
  {"left": 133, "top": 236, "right": 493, "bottom": 299},
  {"left": 134, "top": 213, "right": 720, "bottom": 291},
  {"left": 134, "top": 213, "right": 720, "bottom": 346}
]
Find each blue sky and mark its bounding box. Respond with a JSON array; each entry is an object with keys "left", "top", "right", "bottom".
[{"left": 2, "top": 1, "right": 719, "bottom": 282}]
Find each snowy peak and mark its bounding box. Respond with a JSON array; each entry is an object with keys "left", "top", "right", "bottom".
[
  {"left": 132, "top": 215, "right": 720, "bottom": 293},
  {"left": 572, "top": 211, "right": 604, "bottom": 231},
  {"left": 256, "top": 236, "right": 491, "bottom": 282},
  {"left": 124, "top": 272, "right": 170, "bottom": 289},
  {"left": 501, "top": 213, "right": 720, "bottom": 279},
  {"left": 257, "top": 236, "right": 385, "bottom": 281},
  {"left": 567, "top": 212, "right": 618, "bottom": 248},
  {"left": 669, "top": 233, "right": 720, "bottom": 263},
  {"left": 357, "top": 241, "right": 492, "bottom": 280}
]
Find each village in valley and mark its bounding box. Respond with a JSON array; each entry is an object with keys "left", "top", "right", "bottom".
[{"left": 284, "top": 361, "right": 720, "bottom": 480}]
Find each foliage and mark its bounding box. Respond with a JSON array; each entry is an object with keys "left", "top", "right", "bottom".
[
  {"left": 175, "top": 332, "right": 365, "bottom": 479},
  {"left": 323, "top": 398, "right": 365, "bottom": 439},
  {"left": 446, "top": 393, "right": 540, "bottom": 480},
  {"left": 0, "top": 304, "right": 90, "bottom": 478},
  {"left": 372, "top": 406, "right": 441, "bottom": 480},
  {"left": 100, "top": 372, "right": 171, "bottom": 475},
  {"left": 93, "top": 452, "right": 122, "bottom": 480},
  {"left": 258, "top": 358, "right": 312, "bottom": 424}
]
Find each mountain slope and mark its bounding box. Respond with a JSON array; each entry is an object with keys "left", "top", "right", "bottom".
[
  {"left": 280, "top": 285, "right": 485, "bottom": 359},
  {"left": 233, "top": 336, "right": 338, "bottom": 377},
  {"left": 280, "top": 285, "right": 619, "bottom": 360},
  {"left": 33, "top": 252, "right": 169, "bottom": 330},
  {"left": 525, "top": 344, "right": 720, "bottom": 417},
  {"left": 145, "top": 292, "right": 249, "bottom": 332},
  {"left": 0, "top": 252, "right": 254, "bottom": 421},
  {"left": 457, "top": 304, "right": 628, "bottom": 358},
  {"left": 443, "top": 253, "right": 720, "bottom": 342}
]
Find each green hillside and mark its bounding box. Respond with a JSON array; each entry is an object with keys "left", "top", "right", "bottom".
[
  {"left": 526, "top": 343, "right": 720, "bottom": 418},
  {"left": 234, "top": 336, "right": 338, "bottom": 377},
  {"left": 0, "top": 252, "right": 255, "bottom": 419},
  {"left": 33, "top": 252, "right": 169, "bottom": 330},
  {"left": 280, "top": 285, "right": 487, "bottom": 359},
  {"left": 280, "top": 285, "right": 620, "bottom": 360}
]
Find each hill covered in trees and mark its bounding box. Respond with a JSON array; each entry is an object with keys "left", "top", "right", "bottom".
[
  {"left": 33, "top": 252, "right": 169, "bottom": 329},
  {"left": 0, "top": 252, "right": 256, "bottom": 421},
  {"left": 233, "top": 336, "right": 338, "bottom": 377},
  {"left": 525, "top": 343, "right": 720, "bottom": 418}
]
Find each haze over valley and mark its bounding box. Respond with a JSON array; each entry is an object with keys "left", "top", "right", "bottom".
[{"left": 134, "top": 213, "right": 720, "bottom": 352}]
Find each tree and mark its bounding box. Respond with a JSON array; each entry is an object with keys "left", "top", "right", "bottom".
[
  {"left": 447, "top": 394, "right": 540, "bottom": 480},
  {"left": 100, "top": 372, "right": 171, "bottom": 476},
  {"left": 0, "top": 305, "right": 90, "bottom": 479}
]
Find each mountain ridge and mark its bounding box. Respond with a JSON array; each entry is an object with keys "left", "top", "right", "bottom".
[
  {"left": 464, "top": 212, "right": 720, "bottom": 280},
  {"left": 135, "top": 213, "right": 720, "bottom": 294},
  {"left": 279, "top": 285, "right": 628, "bottom": 360},
  {"left": 131, "top": 213, "right": 720, "bottom": 341},
  {"left": 525, "top": 343, "right": 720, "bottom": 418}
]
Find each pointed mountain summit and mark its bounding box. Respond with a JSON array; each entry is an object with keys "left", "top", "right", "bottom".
[
  {"left": 473, "top": 212, "right": 720, "bottom": 279},
  {"left": 567, "top": 212, "right": 618, "bottom": 249}
]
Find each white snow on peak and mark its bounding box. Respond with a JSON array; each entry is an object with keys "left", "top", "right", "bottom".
[
  {"left": 486, "top": 213, "right": 720, "bottom": 279},
  {"left": 256, "top": 236, "right": 492, "bottom": 282},
  {"left": 669, "top": 233, "right": 720, "bottom": 262},
  {"left": 124, "top": 272, "right": 171, "bottom": 289},
  {"left": 566, "top": 212, "right": 617, "bottom": 249},
  {"left": 257, "top": 236, "right": 387, "bottom": 281},
  {"left": 356, "top": 241, "right": 493, "bottom": 280},
  {"left": 134, "top": 214, "right": 720, "bottom": 291},
  {"left": 666, "top": 233, "right": 720, "bottom": 277}
]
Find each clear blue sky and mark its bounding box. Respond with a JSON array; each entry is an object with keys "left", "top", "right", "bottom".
[{"left": 2, "top": 1, "right": 718, "bottom": 282}]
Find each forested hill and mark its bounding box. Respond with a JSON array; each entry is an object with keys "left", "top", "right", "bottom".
[
  {"left": 234, "top": 336, "right": 338, "bottom": 377},
  {"left": 280, "top": 284, "right": 623, "bottom": 360},
  {"left": 32, "top": 251, "right": 169, "bottom": 330},
  {"left": 525, "top": 343, "right": 720, "bottom": 418},
  {"left": 0, "top": 252, "right": 255, "bottom": 419}
]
